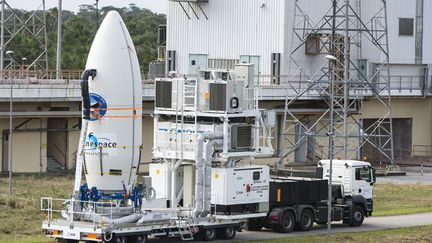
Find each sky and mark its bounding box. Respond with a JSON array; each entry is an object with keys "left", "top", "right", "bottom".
[{"left": 7, "top": 0, "right": 168, "bottom": 14}]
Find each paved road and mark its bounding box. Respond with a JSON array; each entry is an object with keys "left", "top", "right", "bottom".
[
  {"left": 377, "top": 172, "right": 432, "bottom": 185},
  {"left": 148, "top": 212, "right": 432, "bottom": 242}
]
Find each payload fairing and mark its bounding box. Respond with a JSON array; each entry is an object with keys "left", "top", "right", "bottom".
[{"left": 81, "top": 11, "right": 142, "bottom": 191}]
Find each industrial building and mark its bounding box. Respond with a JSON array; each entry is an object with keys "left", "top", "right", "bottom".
[{"left": 0, "top": 0, "right": 431, "bottom": 173}]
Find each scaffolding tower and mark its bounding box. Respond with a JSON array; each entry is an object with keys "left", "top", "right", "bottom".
[
  {"left": 0, "top": 0, "right": 48, "bottom": 74},
  {"left": 279, "top": 0, "right": 394, "bottom": 166}
]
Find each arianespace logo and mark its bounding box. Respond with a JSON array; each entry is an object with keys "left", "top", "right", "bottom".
[
  {"left": 89, "top": 93, "right": 108, "bottom": 121},
  {"left": 85, "top": 132, "right": 118, "bottom": 152}
]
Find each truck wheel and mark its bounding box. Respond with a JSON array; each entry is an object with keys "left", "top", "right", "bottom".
[
  {"left": 272, "top": 210, "right": 295, "bottom": 233},
  {"left": 217, "top": 227, "right": 237, "bottom": 240},
  {"left": 349, "top": 205, "right": 365, "bottom": 227},
  {"left": 295, "top": 209, "right": 314, "bottom": 231},
  {"left": 202, "top": 228, "right": 217, "bottom": 241},
  {"left": 248, "top": 217, "right": 265, "bottom": 231}
]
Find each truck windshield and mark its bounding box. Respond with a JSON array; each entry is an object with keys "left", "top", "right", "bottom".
[{"left": 355, "top": 167, "right": 371, "bottom": 182}]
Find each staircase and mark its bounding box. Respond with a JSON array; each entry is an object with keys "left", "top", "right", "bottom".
[{"left": 46, "top": 156, "right": 66, "bottom": 172}]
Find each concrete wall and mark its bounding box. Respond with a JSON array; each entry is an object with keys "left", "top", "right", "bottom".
[
  {"left": 0, "top": 118, "right": 47, "bottom": 173},
  {"left": 360, "top": 97, "right": 432, "bottom": 148},
  {"left": 67, "top": 118, "right": 80, "bottom": 170}
]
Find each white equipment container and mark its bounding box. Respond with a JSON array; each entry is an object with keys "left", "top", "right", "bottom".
[
  {"left": 211, "top": 166, "right": 270, "bottom": 206},
  {"left": 149, "top": 163, "right": 184, "bottom": 201},
  {"left": 153, "top": 122, "right": 223, "bottom": 160},
  {"left": 155, "top": 78, "right": 248, "bottom": 113},
  {"left": 83, "top": 11, "right": 142, "bottom": 191}
]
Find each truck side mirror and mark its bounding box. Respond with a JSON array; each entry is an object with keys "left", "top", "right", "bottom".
[{"left": 370, "top": 167, "right": 376, "bottom": 185}]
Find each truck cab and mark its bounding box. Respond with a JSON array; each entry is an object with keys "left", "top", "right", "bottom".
[{"left": 318, "top": 159, "right": 376, "bottom": 217}]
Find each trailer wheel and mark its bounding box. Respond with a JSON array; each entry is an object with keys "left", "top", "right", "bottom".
[
  {"left": 217, "top": 227, "right": 237, "bottom": 240},
  {"left": 272, "top": 210, "right": 295, "bottom": 233},
  {"left": 128, "top": 234, "right": 148, "bottom": 243},
  {"left": 295, "top": 209, "right": 314, "bottom": 231},
  {"left": 112, "top": 235, "right": 127, "bottom": 243},
  {"left": 350, "top": 205, "right": 365, "bottom": 227},
  {"left": 202, "top": 228, "right": 217, "bottom": 241}
]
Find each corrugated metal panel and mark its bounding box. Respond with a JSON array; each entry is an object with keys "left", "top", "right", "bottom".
[
  {"left": 208, "top": 58, "right": 239, "bottom": 70},
  {"left": 423, "top": 0, "right": 432, "bottom": 64},
  {"left": 167, "top": 0, "right": 287, "bottom": 76},
  {"left": 383, "top": 0, "right": 417, "bottom": 64},
  {"left": 167, "top": 0, "right": 431, "bottom": 77}
]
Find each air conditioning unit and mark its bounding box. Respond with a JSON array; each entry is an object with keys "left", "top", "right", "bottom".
[
  {"left": 207, "top": 80, "right": 244, "bottom": 112},
  {"left": 230, "top": 124, "right": 253, "bottom": 151},
  {"left": 155, "top": 80, "right": 172, "bottom": 109}
]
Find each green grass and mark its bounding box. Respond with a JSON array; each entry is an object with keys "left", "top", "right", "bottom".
[
  {"left": 1, "top": 175, "right": 432, "bottom": 242},
  {"left": 373, "top": 183, "right": 432, "bottom": 216},
  {"left": 247, "top": 225, "right": 432, "bottom": 243},
  {"left": 0, "top": 174, "right": 74, "bottom": 242}
]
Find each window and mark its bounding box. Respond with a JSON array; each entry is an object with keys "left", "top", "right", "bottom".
[
  {"left": 355, "top": 167, "right": 371, "bottom": 182},
  {"left": 399, "top": 18, "right": 414, "bottom": 36}
]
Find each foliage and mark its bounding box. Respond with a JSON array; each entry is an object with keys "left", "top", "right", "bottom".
[{"left": 8, "top": 4, "right": 166, "bottom": 74}]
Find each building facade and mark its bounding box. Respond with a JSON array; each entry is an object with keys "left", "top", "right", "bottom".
[{"left": 0, "top": 0, "right": 431, "bottom": 173}]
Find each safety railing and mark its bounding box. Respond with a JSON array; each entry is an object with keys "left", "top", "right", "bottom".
[
  {"left": 41, "top": 197, "right": 116, "bottom": 230},
  {"left": 412, "top": 145, "right": 432, "bottom": 163},
  {"left": 0, "top": 70, "right": 152, "bottom": 84},
  {"left": 255, "top": 74, "right": 426, "bottom": 90}
]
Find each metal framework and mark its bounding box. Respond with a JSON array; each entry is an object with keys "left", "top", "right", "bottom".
[
  {"left": 0, "top": 0, "right": 48, "bottom": 74},
  {"left": 171, "top": 0, "right": 209, "bottom": 20},
  {"left": 279, "top": 0, "right": 394, "bottom": 166}
]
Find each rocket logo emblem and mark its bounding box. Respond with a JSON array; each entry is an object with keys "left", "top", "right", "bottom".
[
  {"left": 85, "top": 132, "right": 118, "bottom": 152},
  {"left": 86, "top": 133, "right": 99, "bottom": 151},
  {"left": 89, "top": 93, "right": 108, "bottom": 121}
]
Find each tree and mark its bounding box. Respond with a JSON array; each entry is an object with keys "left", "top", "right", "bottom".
[{"left": 6, "top": 5, "right": 166, "bottom": 75}]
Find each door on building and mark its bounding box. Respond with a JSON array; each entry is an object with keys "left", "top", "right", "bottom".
[
  {"left": 47, "top": 118, "right": 68, "bottom": 171},
  {"left": 240, "top": 55, "right": 260, "bottom": 82},
  {"left": 2, "top": 132, "right": 9, "bottom": 172},
  {"left": 189, "top": 54, "right": 208, "bottom": 75},
  {"left": 362, "top": 118, "right": 412, "bottom": 162}
]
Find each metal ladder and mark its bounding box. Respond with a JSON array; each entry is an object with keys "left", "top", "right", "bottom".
[
  {"left": 177, "top": 212, "right": 195, "bottom": 241},
  {"left": 183, "top": 80, "right": 197, "bottom": 111}
]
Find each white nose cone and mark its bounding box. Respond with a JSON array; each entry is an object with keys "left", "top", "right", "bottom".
[{"left": 83, "top": 11, "right": 142, "bottom": 191}]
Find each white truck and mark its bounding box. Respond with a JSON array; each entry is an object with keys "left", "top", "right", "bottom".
[{"left": 247, "top": 159, "right": 376, "bottom": 232}]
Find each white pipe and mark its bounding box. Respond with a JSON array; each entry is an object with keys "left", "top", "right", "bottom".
[
  {"left": 81, "top": 211, "right": 142, "bottom": 225},
  {"left": 222, "top": 118, "right": 229, "bottom": 156},
  {"left": 193, "top": 132, "right": 222, "bottom": 218},
  {"left": 202, "top": 138, "right": 222, "bottom": 217}
]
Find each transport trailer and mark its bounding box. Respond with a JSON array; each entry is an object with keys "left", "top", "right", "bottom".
[
  {"left": 41, "top": 197, "right": 267, "bottom": 242},
  {"left": 247, "top": 160, "right": 376, "bottom": 233}
]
